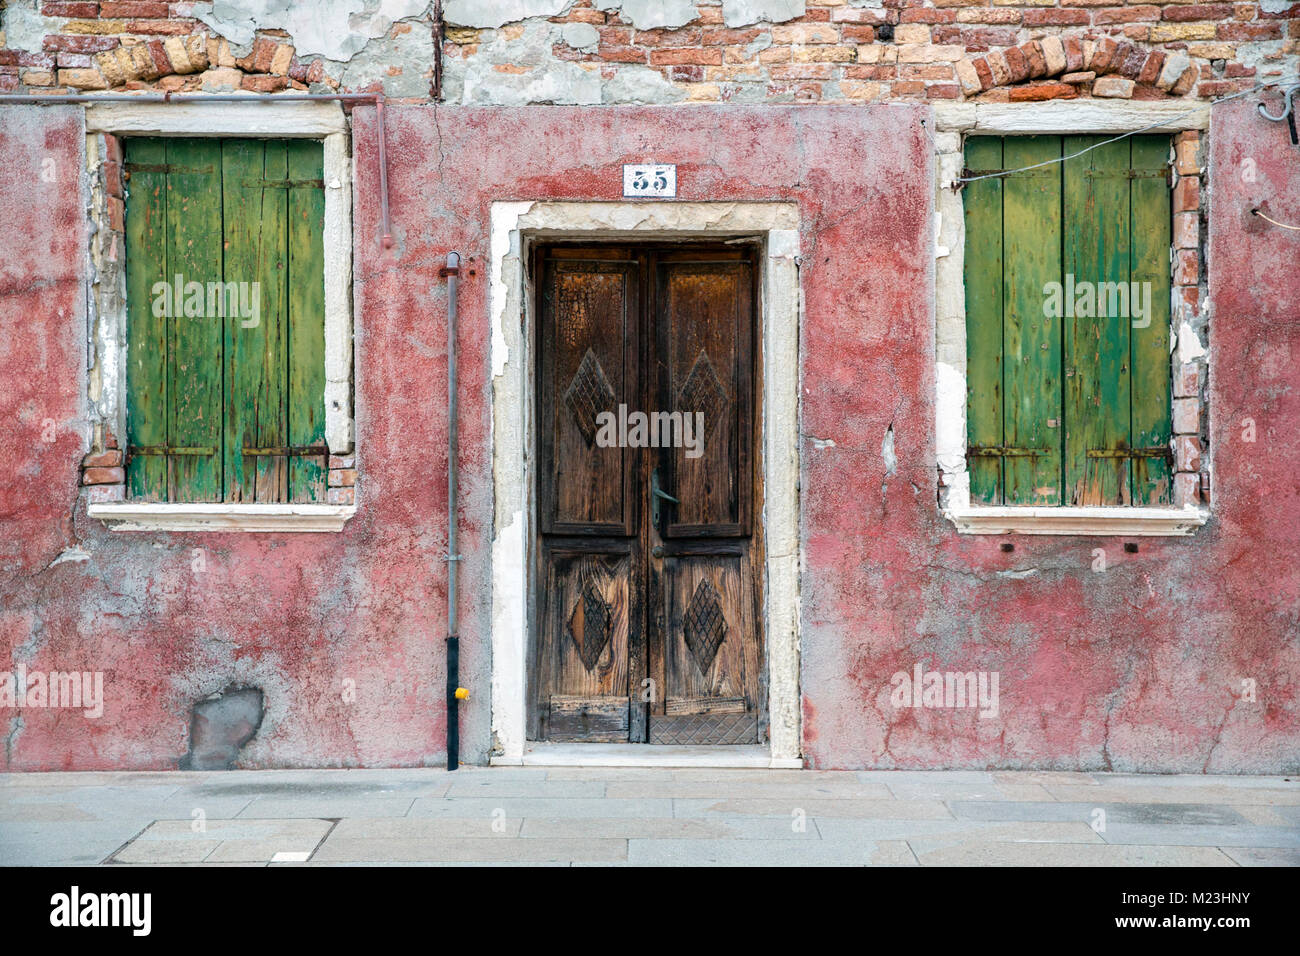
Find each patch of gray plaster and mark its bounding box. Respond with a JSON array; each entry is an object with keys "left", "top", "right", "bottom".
[
  {"left": 1259, "top": 0, "right": 1291, "bottom": 11},
  {"left": 47, "top": 546, "right": 91, "bottom": 569},
  {"left": 444, "top": 0, "right": 572, "bottom": 29},
  {"left": 193, "top": 0, "right": 430, "bottom": 61},
  {"left": 881, "top": 424, "right": 897, "bottom": 479},
  {"left": 454, "top": 21, "right": 601, "bottom": 105},
  {"left": 722, "top": 0, "right": 805, "bottom": 28},
  {"left": 560, "top": 22, "right": 599, "bottom": 51},
  {"left": 337, "top": 17, "right": 435, "bottom": 97},
  {"left": 595, "top": 0, "right": 698, "bottom": 30},
  {"left": 602, "top": 65, "right": 687, "bottom": 104},
  {"left": 2, "top": 0, "right": 59, "bottom": 53},
  {"left": 180, "top": 686, "right": 264, "bottom": 771}
]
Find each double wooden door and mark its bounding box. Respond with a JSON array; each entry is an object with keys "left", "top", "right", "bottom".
[{"left": 532, "top": 244, "right": 765, "bottom": 745}]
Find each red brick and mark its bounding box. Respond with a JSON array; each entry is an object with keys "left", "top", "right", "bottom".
[
  {"left": 973, "top": 57, "right": 994, "bottom": 90},
  {"left": 305, "top": 59, "right": 326, "bottom": 83},
  {"left": 1216, "top": 22, "right": 1281, "bottom": 39},
  {"left": 43, "top": 35, "right": 121, "bottom": 53},
  {"left": 100, "top": 1, "right": 171, "bottom": 16},
  {"left": 1002, "top": 45, "right": 1029, "bottom": 82},
  {"left": 1021, "top": 41, "right": 1047, "bottom": 78},
  {"left": 598, "top": 44, "right": 647, "bottom": 63},
  {"left": 840, "top": 25, "right": 876, "bottom": 42},
  {"left": 102, "top": 160, "right": 123, "bottom": 197},
  {"left": 932, "top": 26, "right": 1019, "bottom": 50},
  {"left": 104, "top": 132, "right": 123, "bottom": 164},
  {"left": 926, "top": 83, "right": 962, "bottom": 99},
  {"left": 1174, "top": 176, "right": 1200, "bottom": 213},
  {"left": 1137, "top": 51, "right": 1165, "bottom": 85},
  {"left": 83, "top": 449, "right": 123, "bottom": 468},
  {"left": 328, "top": 468, "right": 358, "bottom": 487},
  {"left": 1173, "top": 247, "right": 1199, "bottom": 284},
  {"left": 900, "top": 8, "right": 957, "bottom": 23},
  {"left": 1010, "top": 81, "right": 1079, "bottom": 101},
  {"left": 1116, "top": 43, "right": 1146, "bottom": 79},
  {"left": 240, "top": 73, "right": 289, "bottom": 92},
  {"left": 1173, "top": 472, "right": 1201, "bottom": 507},
  {"left": 1162, "top": 4, "right": 1233, "bottom": 20},
  {"left": 1064, "top": 37, "right": 1085, "bottom": 72},
  {"left": 145, "top": 38, "right": 173, "bottom": 75},
  {"left": 701, "top": 27, "right": 761, "bottom": 45},
  {"left": 327, "top": 486, "right": 355, "bottom": 506},
  {"left": 1196, "top": 79, "right": 1253, "bottom": 97},
  {"left": 83, "top": 466, "right": 125, "bottom": 485},
  {"left": 1174, "top": 362, "right": 1201, "bottom": 398},
  {"left": 0, "top": 74, "right": 17, "bottom": 92},
  {"left": 1175, "top": 436, "right": 1202, "bottom": 472},
  {"left": 328, "top": 455, "right": 355, "bottom": 469},
  {"left": 42, "top": 2, "right": 99, "bottom": 15},
  {"left": 844, "top": 65, "right": 897, "bottom": 80},
  {"left": 106, "top": 195, "right": 124, "bottom": 231},
  {"left": 634, "top": 28, "right": 703, "bottom": 47},
  {"left": 1094, "top": 6, "right": 1161, "bottom": 24},
  {"left": 1023, "top": 9, "right": 1090, "bottom": 26},
  {"left": 87, "top": 484, "right": 125, "bottom": 503},
  {"left": 889, "top": 80, "right": 926, "bottom": 96},
  {"left": 1223, "top": 62, "right": 1256, "bottom": 77},
  {"left": 648, "top": 47, "right": 721, "bottom": 66}
]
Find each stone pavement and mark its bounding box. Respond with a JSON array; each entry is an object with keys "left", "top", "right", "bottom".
[{"left": 1, "top": 768, "right": 1297, "bottom": 866}]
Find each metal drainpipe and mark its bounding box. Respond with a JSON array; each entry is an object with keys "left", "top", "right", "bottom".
[
  {"left": 442, "top": 252, "right": 464, "bottom": 770},
  {"left": 0, "top": 91, "right": 394, "bottom": 246}
]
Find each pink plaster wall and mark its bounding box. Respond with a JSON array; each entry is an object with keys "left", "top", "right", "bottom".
[{"left": 0, "top": 102, "right": 1295, "bottom": 772}]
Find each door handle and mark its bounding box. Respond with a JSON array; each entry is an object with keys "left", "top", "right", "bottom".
[{"left": 650, "top": 467, "right": 679, "bottom": 528}]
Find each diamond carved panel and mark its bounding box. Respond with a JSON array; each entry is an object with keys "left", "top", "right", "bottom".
[
  {"left": 677, "top": 350, "right": 728, "bottom": 439},
  {"left": 567, "top": 581, "right": 613, "bottom": 672},
  {"left": 564, "top": 348, "right": 615, "bottom": 446},
  {"left": 682, "top": 578, "right": 727, "bottom": 673}
]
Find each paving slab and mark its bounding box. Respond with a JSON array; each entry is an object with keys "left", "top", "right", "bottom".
[
  {"left": 948, "top": 801, "right": 1251, "bottom": 826},
  {"left": 627, "top": 837, "right": 917, "bottom": 866},
  {"left": 312, "top": 836, "right": 628, "bottom": 864},
  {"left": 909, "top": 842, "right": 1238, "bottom": 866},
  {"left": 112, "top": 818, "right": 334, "bottom": 864}
]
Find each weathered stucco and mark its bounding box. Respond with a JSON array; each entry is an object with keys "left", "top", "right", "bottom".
[{"left": 1, "top": 94, "right": 1297, "bottom": 772}]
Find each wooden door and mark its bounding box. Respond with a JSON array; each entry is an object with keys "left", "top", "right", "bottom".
[{"left": 533, "top": 245, "right": 764, "bottom": 745}]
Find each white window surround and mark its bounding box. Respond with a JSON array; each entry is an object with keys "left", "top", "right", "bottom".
[
  {"left": 487, "top": 201, "right": 803, "bottom": 769},
  {"left": 83, "top": 99, "right": 355, "bottom": 533},
  {"left": 931, "top": 101, "right": 1211, "bottom": 537}
]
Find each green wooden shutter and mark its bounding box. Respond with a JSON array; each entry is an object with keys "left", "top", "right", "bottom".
[
  {"left": 286, "top": 140, "right": 328, "bottom": 504},
  {"left": 124, "top": 137, "right": 327, "bottom": 505},
  {"left": 964, "top": 135, "right": 1172, "bottom": 507},
  {"left": 124, "top": 137, "right": 170, "bottom": 502}
]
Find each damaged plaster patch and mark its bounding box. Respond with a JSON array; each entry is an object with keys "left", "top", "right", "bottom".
[
  {"left": 1, "top": 0, "right": 58, "bottom": 54},
  {"left": 180, "top": 686, "right": 264, "bottom": 770},
  {"left": 445, "top": 0, "right": 572, "bottom": 29},
  {"left": 881, "top": 424, "right": 898, "bottom": 479},
  {"left": 595, "top": 0, "right": 697, "bottom": 30},
  {"left": 337, "top": 16, "right": 435, "bottom": 97},
  {"left": 456, "top": 20, "right": 601, "bottom": 105},
  {"left": 47, "top": 547, "right": 91, "bottom": 569},
  {"left": 194, "top": 0, "right": 430, "bottom": 61},
  {"left": 603, "top": 65, "right": 687, "bottom": 104},
  {"left": 722, "top": 0, "right": 805, "bottom": 28},
  {"left": 560, "top": 22, "right": 599, "bottom": 51},
  {"left": 1177, "top": 321, "right": 1207, "bottom": 363}
]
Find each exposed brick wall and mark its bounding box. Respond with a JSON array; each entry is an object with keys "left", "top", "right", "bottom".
[{"left": 0, "top": 0, "right": 1293, "bottom": 101}]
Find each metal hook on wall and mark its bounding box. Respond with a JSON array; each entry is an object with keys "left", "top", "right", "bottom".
[{"left": 1258, "top": 84, "right": 1300, "bottom": 145}]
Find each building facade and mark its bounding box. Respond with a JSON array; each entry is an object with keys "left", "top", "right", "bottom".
[{"left": 0, "top": 0, "right": 1297, "bottom": 772}]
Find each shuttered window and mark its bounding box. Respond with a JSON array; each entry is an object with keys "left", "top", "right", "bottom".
[
  {"left": 963, "top": 135, "right": 1172, "bottom": 507},
  {"left": 124, "top": 137, "right": 327, "bottom": 504}
]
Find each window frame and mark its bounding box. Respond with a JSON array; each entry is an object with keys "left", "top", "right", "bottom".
[
  {"left": 932, "top": 101, "right": 1211, "bottom": 536},
  {"left": 83, "top": 100, "right": 355, "bottom": 532}
]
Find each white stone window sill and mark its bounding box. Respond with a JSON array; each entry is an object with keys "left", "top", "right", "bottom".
[
  {"left": 945, "top": 505, "right": 1209, "bottom": 536},
  {"left": 88, "top": 503, "right": 356, "bottom": 533}
]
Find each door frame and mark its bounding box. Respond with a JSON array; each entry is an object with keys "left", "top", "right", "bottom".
[{"left": 488, "top": 201, "right": 803, "bottom": 768}]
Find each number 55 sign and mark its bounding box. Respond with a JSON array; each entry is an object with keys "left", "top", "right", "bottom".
[{"left": 623, "top": 163, "right": 677, "bottom": 198}]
